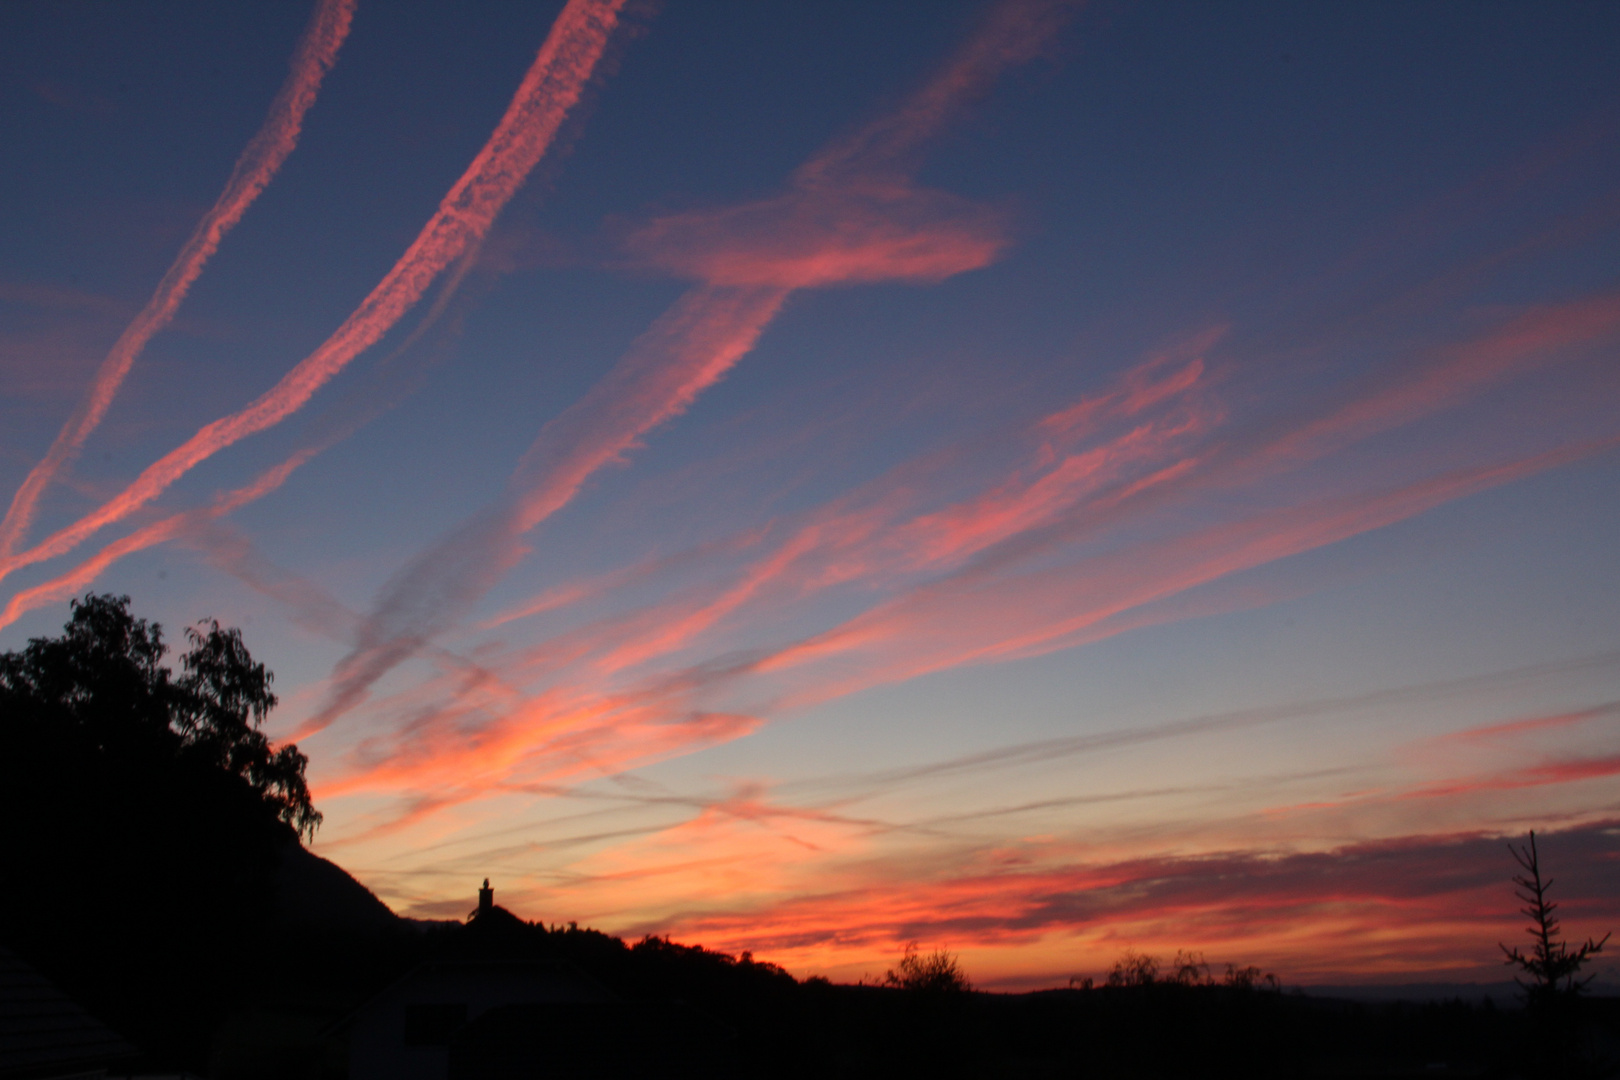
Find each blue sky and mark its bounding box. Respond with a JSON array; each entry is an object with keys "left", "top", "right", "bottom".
[{"left": 3, "top": 0, "right": 1618, "bottom": 987}]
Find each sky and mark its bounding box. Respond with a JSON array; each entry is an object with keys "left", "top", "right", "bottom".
[{"left": 3, "top": 0, "right": 1619, "bottom": 991}]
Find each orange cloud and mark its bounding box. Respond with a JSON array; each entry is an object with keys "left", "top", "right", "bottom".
[
  {"left": 294, "top": 301, "right": 1620, "bottom": 860},
  {"left": 306, "top": 347, "right": 1618, "bottom": 838},
  {"left": 619, "top": 821, "right": 1620, "bottom": 986}
]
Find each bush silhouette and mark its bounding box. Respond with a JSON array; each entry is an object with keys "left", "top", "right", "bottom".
[
  {"left": 885, "top": 942, "right": 970, "bottom": 993},
  {"left": 1106, "top": 950, "right": 1159, "bottom": 987}
]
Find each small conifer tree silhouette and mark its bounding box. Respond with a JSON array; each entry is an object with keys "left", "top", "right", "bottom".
[{"left": 1499, "top": 830, "right": 1610, "bottom": 1006}]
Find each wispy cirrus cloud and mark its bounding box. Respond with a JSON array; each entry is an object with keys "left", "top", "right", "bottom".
[
  {"left": 507, "top": 289, "right": 1620, "bottom": 712},
  {"left": 1429, "top": 701, "right": 1620, "bottom": 746},
  {"left": 306, "top": 286, "right": 1620, "bottom": 839},
  {"left": 0, "top": 0, "right": 356, "bottom": 557},
  {"left": 315, "top": 587, "right": 1620, "bottom": 973},
  {"left": 748, "top": 437, "right": 1620, "bottom": 702},
  {"left": 0, "top": 0, "right": 629, "bottom": 589},
  {"left": 306, "top": 0, "right": 1080, "bottom": 733},
  {"left": 300, "top": 335, "right": 1216, "bottom": 810},
  {"left": 0, "top": 448, "right": 321, "bottom": 632},
  {"left": 640, "top": 820, "right": 1620, "bottom": 986}
]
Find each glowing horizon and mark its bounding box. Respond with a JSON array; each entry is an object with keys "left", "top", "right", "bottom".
[{"left": 3, "top": 0, "right": 1617, "bottom": 990}]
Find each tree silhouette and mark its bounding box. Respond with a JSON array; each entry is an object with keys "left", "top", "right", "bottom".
[
  {"left": 0, "top": 594, "right": 325, "bottom": 1067},
  {"left": 0, "top": 594, "right": 319, "bottom": 837},
  {"left": 884, "top": 942, "right": 971, "bottom": 993},
  {"left": 175, "top": 619, "right": 320, "bottom": 838},
  {"left": 1499, "top": 830, "right": 1610, "bottom": 1006}
]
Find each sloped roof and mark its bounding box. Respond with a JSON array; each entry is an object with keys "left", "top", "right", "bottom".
[
  {"left": 0, "top": 946, "right": 137, "bottom": 1079},
  {"left": 325, "top": 955, "right": 617, "bottom": 1037}
]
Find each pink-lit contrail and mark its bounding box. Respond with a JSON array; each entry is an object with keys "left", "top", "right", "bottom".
[
  {"left": 0, "top": 0, "right": 355, "bottom": 557},
  {"left": 0, "top": 0, "right": 628, "bottom": 589},
  {"left": 304, "top": 0, "right": 1075, "bottom": 734},
  {"left": 306, "top": 286, "right": 1620, "bottom": 825},
  {"left": 0, "top": 449, "right": 318, "bottom": 633},
  {"left": 304, "top": 285, "right": 790, "bottom": 735}
]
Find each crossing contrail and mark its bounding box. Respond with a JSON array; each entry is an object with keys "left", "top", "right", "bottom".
[
  {"left": 0, "top": 0, "right": 628, "bottom": 589},
  {"left": 0, "top": 0, "right": 356, "bottom": 556}
]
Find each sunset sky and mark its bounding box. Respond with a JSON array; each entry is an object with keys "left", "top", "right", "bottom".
[{"left": 3, "top": 0, "right": 1619, "bottom": 990}]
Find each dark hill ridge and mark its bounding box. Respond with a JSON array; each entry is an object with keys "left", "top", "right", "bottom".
[
  {"left": 14, "top": 843, "right": 1620, "bottom": 1078},
  {"left": 273, "top": 842, "right": 399, "bottom": 936}
]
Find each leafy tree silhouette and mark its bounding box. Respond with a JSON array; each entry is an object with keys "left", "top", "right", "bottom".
[
  {"left": 0, "top": 594, "right": 319, "bottom": 837},
  {"left": 884, "top": 942, "right": 971, "bottom": 993},
  {"left": 0, "top": 594, "right": 322, "bottom": 1068},
  {"left": 1499, "top": 830, "right": 1610, "bottom": 1006},
  {"left": 174, "top": 619, "right": 320, "bottom": 838}
]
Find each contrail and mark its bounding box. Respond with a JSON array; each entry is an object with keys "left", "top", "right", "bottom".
[
  {"left": 0, "top": 0, "right": 628, "bottom": 589},
  {"left": 307, "top": 285, "right": 789, "bottom": 733},
  {"left": 304, "top": 0, "right": 1077, "bottom": 734},
  {"left": 0, "top": 449, "right": 319, "bottom": 633},
  {"left": 0, "top": 0, "right": 356, "bottom": 556}
]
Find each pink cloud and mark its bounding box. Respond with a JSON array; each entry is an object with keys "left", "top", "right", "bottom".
[
  {"left": 635, "top": 821, "right": 1620, "bottom": 985},
  {"left": 306, "top": 285, "right": 789, "bottom": 733},
  {"left": 580, "top": 354, "right": 1215, "bottom": 676},
  {"left": 623, "top": 184, "right": 1008, "bottom": 289},
  {"left": 1428, "top": 701, "right": 1620, "bottom": 746},
  {"left": 1254, "top": 291, "right": 1620, "bottom": 476},
  {"left": 0, "top": 0, "right": 356, "bottom": 557},
  {"left": 618, "top": 1, "right": 1078, "bottom": 289},
  {"left": 301, "top": 293, "right": 1620, "bottom": 847},
  {"left": 0, "top": 0, "right": 629, "bottom": 588},
  {"left": 0, "top": 447, "right": 319, "bottom": 632},
  {"left": 751, "top": 438, "right": 1620, "bottom": 702},
  {"left": 304, "top": 0, "right": 1080, "bottom": 734}
]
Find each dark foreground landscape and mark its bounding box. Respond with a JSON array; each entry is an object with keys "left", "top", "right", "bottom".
[
  {"left": 7, "top": 875, "right": 1620, "bottom": 1080},
  {"left": 4, "top": 599, "right": 1616, "bottom": 1079}
]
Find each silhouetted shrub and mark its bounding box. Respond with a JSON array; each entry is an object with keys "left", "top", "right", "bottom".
[
  {"left": 884, "top": 942, "right": 971, "bottom": 993},
  {"left": 1106, "top": 949, "right": 1160, "bottom": 987},
  {"left": 1223, "top": 963, "right": 1280, "bottom": 991}
]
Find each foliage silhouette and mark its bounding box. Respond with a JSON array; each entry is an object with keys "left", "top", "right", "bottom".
[
  {"left": 884, "top": 941, "right": 971, "bottom": 993},
  {"left": 1223, "top": 963, "right": 1281, "bottom": 991},
  {"left": 175, "top": 619, "right": 321, "bottom": 838},
  {"left": 0, "top": 594, "right": 319, "bottom": 837},
  {"left": 1499, "top": 830, "right": 1610, "bottom": 1005},
  {"left": 1169, "top": 949, "right": 1212, "bottom": 986},
  {"left": 1106, "top": 949, "right": 1160, "bottom": 987},
  {"left": 0, "top": 594, "right": 326, "bottom": 1069}
]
